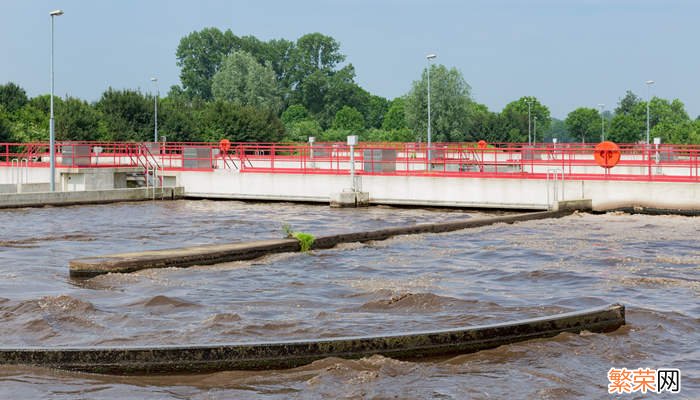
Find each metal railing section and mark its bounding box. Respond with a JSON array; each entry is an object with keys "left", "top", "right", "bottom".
[{"left": 2, "top": 141, "right": 700, "bottom": 183}]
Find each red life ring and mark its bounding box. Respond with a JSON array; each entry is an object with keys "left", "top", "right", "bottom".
[
  {"left": 594, "top": 141, "right": 621, "bottom": 168},
  {"left": 219, "top": 139, "right": 231, "bottom": 153}
]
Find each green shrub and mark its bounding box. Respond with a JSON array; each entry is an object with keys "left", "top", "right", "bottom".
[
  {"left": 292, "top": 232, "right": 315, "bottom": 252},
  {"left": 282, "top": 223, "right": 315, "bottom": 252}
]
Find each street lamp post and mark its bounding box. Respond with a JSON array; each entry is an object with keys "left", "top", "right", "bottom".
[
  {"left": 533, "top": 115, "right": 537, "bottom": 144},
  {"left": 151, "top": 77, "right": 159, "bottom": 143},
  {"left": 645, "top": 80, "right": 654, "bottom": 145},
  {"left": 527, "top": 99, "right": 532, "bottom": 145},
  {"left": 598, "top": 103, "right": 605, "bottom": 142},
  {"left": 49, "top": 9, "right": 64, "bottom": 192},
  {"left": 426, "top": 53, "right": 436, "bottom": 162}
]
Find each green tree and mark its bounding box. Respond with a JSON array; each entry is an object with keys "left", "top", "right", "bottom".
[
  {"left": 282, "top": 119, "right": 322, "bottom": 143},
  {"left": 565, "top": 107, "right": 601, "bottom": 143},
  {"left": 0, "top": 82, "right": 28, "bottom": 113},
  {"left": 364, "top": 127, "right": 414, "bottom": 142},
  {"left": 405, "top": 64, "right": 472, "bottom": 142},
  {"left": 382, "top": 98, "right": 408, "bottom": 131},
  {"left": 158, "top": 96, "right": 204, "bottom": 142},
  {"left": 651, "top": 120, "right": 700, "bottom": 144},
  {"left": 615, "top": 90, "right": 641, "bottom": 115},
  {"left": 200, "top": 100, "right": 283, "bottom": 142},
  {"left": 211, "top": 50, "right": 282, "bottom": 112},
  {"left": 176, "top": 27, "right": 238, "bottom": 100},
  {"left": 258, "top": 38, "right": 296, "bottom": 99},
  {"left": 281, "top": 104, "right": 310, "bottom": 125},
  {"left": 609, "top": 114, "right": 643, "bottom": 143},
  {"left": 609, "top": 90, "right": 643, "bottom": 143},
  {"left": 499, "top": 96, "right": 551, "bottom": 143},
  {"left": 365, "top": 95, "right": 389, "bottom": 129},
  {"left": 293, "top": 65, "right": 370, "bottom": 129},
  {"left": 9, "top": 96, "right": 53, "bottom": 142},
  {"left": 55, "top": 97, "right": 102, "bottom": 141},
  {"left": 289, "top": 33, "right": 345, "bottom": 88},
  {"left": 467, "top": 102, "right": 502, "bottom": 143},
  {"left": 95, "top": 88, "right": 152, "bottom": 141},
  {"left": 543, "top": 118, "right": 571, "bottom": 142},
  {"left": 0, "top": 105, "right": 12, "bottom": 142},
  {"left": 332, "top": 106, "right": 364, "bottom": 131}
]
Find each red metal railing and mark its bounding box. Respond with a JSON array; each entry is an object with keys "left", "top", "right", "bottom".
[{"left": 2, "top": 141, "right": 700, "bottom": 182}]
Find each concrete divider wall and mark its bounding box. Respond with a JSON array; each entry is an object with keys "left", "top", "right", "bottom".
[
  {"left": 0, "top": 183, "right": 51, "bottom": 194},
  {"left": 69, "top": 210, "right": 573, "bottom": 277},
  {"left": 0, "top": 187, "right": 184, "bottom": 209},
  {"left": 0, "top": 304, "right": 624, "bottom": 374}
]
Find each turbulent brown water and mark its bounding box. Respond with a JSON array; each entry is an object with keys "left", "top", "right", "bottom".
[{"left": 0, "top": 200, "right": 698, "bottom": 399}]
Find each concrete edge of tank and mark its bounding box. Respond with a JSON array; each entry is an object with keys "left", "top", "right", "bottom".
[{"left": 0, "top": 304, "right": 625, "bottom": 374}]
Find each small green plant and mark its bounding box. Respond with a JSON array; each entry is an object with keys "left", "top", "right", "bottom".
[
  {"left": 282, "top": 223, "right": 294, "bottom": 238},
  {"left": 292, "top": 232, "right": 315, "bottom": 252},
  {"left": 281, "top": 223, "right": 315, "bottom": 252}
]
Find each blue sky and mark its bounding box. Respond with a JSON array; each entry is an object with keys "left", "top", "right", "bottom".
[{"left": 1, "top": 0, "right": 698, "bottom": 119}]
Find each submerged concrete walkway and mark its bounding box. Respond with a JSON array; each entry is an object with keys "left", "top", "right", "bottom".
[
  {"left": 69, "top": 206, "right": 585, "bottom": 277},
  {"left": 0, "top": 304, "right": 625, "bottom": 374}
]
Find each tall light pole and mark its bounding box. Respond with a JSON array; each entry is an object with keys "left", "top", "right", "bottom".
[
  {"left": 527, "top": 99, "right": 532, "bottom": 145},
  {"left": 598, "top": 103, "right": 605, "bottom": 142},
  {"left": 426, "top": 53, "right": 436, "bottom": 161},
  {"left": 533, "top": 115, "right": 537, "bottom": 144},
  {"left": 49, "top": 9, "right": 64, "bottom": 192},
  {"left": 151, "top": 77, "right": 159, "bottom": 143},
  {"left": 645, "top": 80, "right": 654, "bottom": 144}
]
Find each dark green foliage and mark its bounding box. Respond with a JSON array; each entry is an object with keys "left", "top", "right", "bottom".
[
  {"left": 56, "top": 97, "right": 102, "bottom": 141},
  {"left": 499, "top": 97, "right": 551, "bottom": 143},
  {"left": 565, "top": 107, "right": 601, "bottom": 143},
  {"left": 366, "top": 95, "right": 389, "bottom": 129},
  {"left": 0, "top": 106, "right": 12, "bottom": 142},
  {"left": 332, "top": 106, "right": 364, "bottom": 131},
  {"left": 281, "top": 104, "right": 310, "bottom": 125},
  {"left": 95, "top": 88, "right": 153, "bottom": 141},
  {"left": 382, "top": 98, "right": 408, "bottom": 131},
  {"left": 0, "top": 82, "right": 28, "bottom": 113},
  {"left": 200, "top": 100, "right": 283, "bottom": 142},
  {"left": 176, "top": 28, "right": 238, "bottom": 100},
  {"left": 405, "top": 64, "right": 472, "bottom": 142}
]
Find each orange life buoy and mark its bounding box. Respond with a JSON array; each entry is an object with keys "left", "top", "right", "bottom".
[
  {"left": 219, "top": 139, "right": 231, "bottom": 153},
  {"left": 594, "top": 141, "right": 621, "bottom": 168},
  {"left": 477, "top": 140, "right": 487, "bottom": 149}
]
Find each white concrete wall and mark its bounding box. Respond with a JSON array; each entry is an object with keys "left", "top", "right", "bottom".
[
  {"left": 3, "top": 165, "right": 699, "bottom": 211},
  {"left": 179, "top": 170, "right": 700, "bottom": 211},
  {"left": 0, "top": 166, "right": 51, "bottom": 185}
]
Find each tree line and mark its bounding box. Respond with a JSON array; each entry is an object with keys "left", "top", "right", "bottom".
[{"left": 1, "top": 27, "right": 699, "bottom": 145}]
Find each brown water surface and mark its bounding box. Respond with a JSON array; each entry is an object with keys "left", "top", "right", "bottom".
[{"left": 0, "top": 201, "right": 698, "bottom": 399}]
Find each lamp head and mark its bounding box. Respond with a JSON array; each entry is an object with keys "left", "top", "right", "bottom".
[
  {"left": 50, "top": 9, "right": 64, "bottom": 16},
  {"left": 646, "top": 80, "right": 655, "bottom": 85},
  {"left": 426, "top": 53, "right": 437, "bottom": 60}
]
